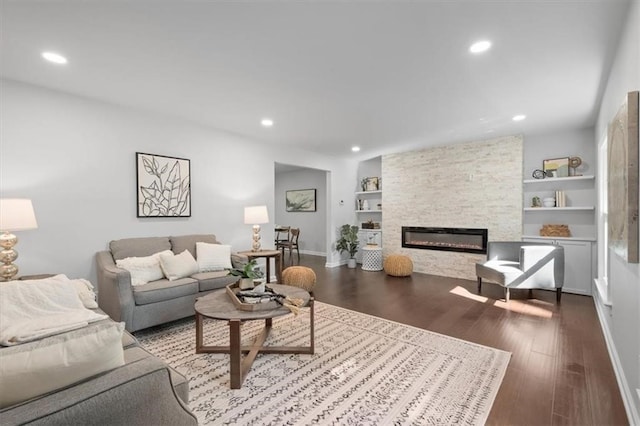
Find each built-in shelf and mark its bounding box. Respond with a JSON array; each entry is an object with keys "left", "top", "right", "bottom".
[
  {"left": 523, "top": 175, "right": 595, "bottom": 184},
  {"left": 524, "top": 206, "right": 595, "bottom": 211},
  {"left": 355, "top": 190, "right": 382, "bottom": 195},
  {"left": 522, "top": 235, "right": 596, "bottom": 242}
]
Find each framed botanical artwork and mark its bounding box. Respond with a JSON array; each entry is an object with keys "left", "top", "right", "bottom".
[
  {"left": 136, "top": 152, "right": 191, "bottom": 217},
  {"left": 608, "top": 91, "right": 639, "bottom": 263},
  {"left": 286, "top": 189, "right": 316, "bottom": 212},
  {"left": 542, "top": 157, "right": 570, "bottom": 178}
]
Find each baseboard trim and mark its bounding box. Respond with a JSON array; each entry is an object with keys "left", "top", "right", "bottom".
[
  {"left": 593, "top": 291, "right": 640, "bottom": 425},
  {"left": 299, "top": 249, "right": 326, "bottom": 257}
]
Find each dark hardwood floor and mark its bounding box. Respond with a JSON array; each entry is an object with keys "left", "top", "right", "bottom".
[{"left": 291, "top": 253, "right": 628, "bottom": 426}]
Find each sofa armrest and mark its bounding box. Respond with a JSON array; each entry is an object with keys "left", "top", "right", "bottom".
[
  {"left": 95, "top": 251, "right": 135, "bottom": 331},
  {"left": 0, "top": 356, "right": 197, "bottom": 426}
]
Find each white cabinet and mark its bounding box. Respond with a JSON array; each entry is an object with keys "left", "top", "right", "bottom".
[
  {"left": 523, "top": 175, "right": 596, "bottom": 240},
  {"left": 523, "top": 237, "right": 594, "bottom": 295}
]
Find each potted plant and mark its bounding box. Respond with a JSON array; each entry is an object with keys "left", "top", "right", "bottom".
[
  {"left": 228, "top": 259, "right": 264, "bottom": 289},
  {"left": 336, "top": 224, "right": 360, "bottom": 268}
]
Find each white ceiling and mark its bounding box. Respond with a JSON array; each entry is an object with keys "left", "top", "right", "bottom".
[{"left": 0, "top": 1, "right": 631, "bottom": 159}]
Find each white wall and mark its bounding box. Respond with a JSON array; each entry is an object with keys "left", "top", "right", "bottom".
[
  {"left": 593, "top": 0, "right": 640, "bottom": 422},
  {"left": 524, "top": 127, "right": 596, "bottom": 178},
  {"left": 0, "top": 79, "right": 354, "bottom": 280},
  {"left": 274, "top": 167, "right": 327, "bottom": 255}
]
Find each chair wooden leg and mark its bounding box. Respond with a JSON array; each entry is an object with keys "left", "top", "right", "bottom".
[
  {"left": 477, "top": 277, "right": 482, "bottom": 294},
  {"left": 556, "top": 288, "right": 562, "bottom": 304},
  {"left": 296, "top": 247, "right": 300, "bottom": 263},
  {"left": 505, "top": 288, "right": 510, "bottom": 303}
]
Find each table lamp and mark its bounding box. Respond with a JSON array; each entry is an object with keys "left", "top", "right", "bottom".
[
  {"left": 244, "top": 205, "right": 269, "bottom": 252},
  {"left": 0, "top": 199, "right": 38, "bottom": 281}
]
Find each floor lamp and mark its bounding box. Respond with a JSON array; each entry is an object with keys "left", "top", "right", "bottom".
[
  {"left": 244, "top": 205, "right": 269, "bottom": 252},
  {"left": 0, "top": 199, "right": 38, "bottom": 281}
]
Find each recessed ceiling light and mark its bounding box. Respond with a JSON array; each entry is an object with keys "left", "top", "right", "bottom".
[
  {"left": 512, "top": 114, "right": 526, "bottom": 121},
  {"left": 351, "top": 146, "right": 360, "bottom": 152},
  {"left": 260, "top": 118, "right": 274, "bottom": 127},
  {"left": 41, "top": 51, "right": 68, "bottom": 64},
  {"left": 469, "top": 40, "right": 491, "bottom": 54}
]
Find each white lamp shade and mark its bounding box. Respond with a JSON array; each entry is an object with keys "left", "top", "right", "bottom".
[
  {"left": 244, "top": 205, "right": 269, "bottom": 225},
  {"left": 0, "top": 199, "right": 38, "bottom": 231}
]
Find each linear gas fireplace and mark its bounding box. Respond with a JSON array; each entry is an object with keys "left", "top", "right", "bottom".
[{"left": 402, "top": 227, "right": 488, "bottom": 254}]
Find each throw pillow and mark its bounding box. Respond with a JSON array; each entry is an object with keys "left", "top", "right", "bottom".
[
  {"left": 0, "top": 321, "right": 125, "bottom": 408},
  {"left": 159, "top": 250, "right": 199, "bottom": 281},
  {"left": 196, "top": 242, "right": 232, "bottom": 272},
  {"left": 116, "top": 250, "right": 172, "bottom": 286}
]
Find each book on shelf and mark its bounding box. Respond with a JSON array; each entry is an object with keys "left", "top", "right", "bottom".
[{"left": 554, "top": 190, "right": 566, "bottom": 207}]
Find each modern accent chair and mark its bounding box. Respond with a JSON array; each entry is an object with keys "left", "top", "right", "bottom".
[
  {"left": 277, "top": 228, "right": 300, "bottom": 265},
  {"left": 475, "top": 241, "right": 565, "bottom": 303}
]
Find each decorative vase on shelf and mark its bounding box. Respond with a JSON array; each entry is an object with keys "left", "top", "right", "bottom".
[{"left": 362, "top": 199, "right": 369, "bottom": 210}]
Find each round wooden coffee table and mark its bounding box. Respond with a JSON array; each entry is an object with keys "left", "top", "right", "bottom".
[{"left": 194, "top": 284, "right": 314, "bottom": 389}]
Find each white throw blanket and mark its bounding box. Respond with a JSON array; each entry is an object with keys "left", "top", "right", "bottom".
[{"left": 0, "top": 275, "right": 107, "bottom": 346}]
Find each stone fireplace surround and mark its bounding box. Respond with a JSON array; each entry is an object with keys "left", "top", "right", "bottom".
[{"left": 382, "top": 135, "right": 523, "bottom": 280}]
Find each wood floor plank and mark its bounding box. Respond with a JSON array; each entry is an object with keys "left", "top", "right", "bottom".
[{"left": 299, "top": 254, "right": 628, "bottom": 425}]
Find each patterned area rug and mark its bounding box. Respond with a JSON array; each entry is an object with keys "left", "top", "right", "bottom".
[{"left": 135, "top": 302, "right": 510, "bottom": 425}]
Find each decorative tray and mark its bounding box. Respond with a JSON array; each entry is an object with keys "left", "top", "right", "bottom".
[{"left": 225, "top": 282, "right": 280, "bottom": 311}]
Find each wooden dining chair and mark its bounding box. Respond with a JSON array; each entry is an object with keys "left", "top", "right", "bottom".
[
  {"left": 274, "top": 226, "right": 290, "bottom": 246},
  {"left": 277, "top": 228, "right": 300, "bottom": 264}
]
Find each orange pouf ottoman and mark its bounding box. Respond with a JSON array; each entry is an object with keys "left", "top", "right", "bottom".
[
  {"left": 384, "top": 255, "right": 413, "bottom": 277},
  {"left": 281, "top": 266, "right": 317, "bottom": 292}
]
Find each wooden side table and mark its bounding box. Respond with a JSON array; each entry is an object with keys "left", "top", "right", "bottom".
[
  {"left": 18, "top": 274, "right": 56, "bottom": 280},
  {"left": 238, "top": 249, "right": 283, "bottom": 283}
]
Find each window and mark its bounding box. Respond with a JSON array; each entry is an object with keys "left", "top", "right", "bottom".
[{"left": 596, "top": 135, "right": 610, "bottom": 305}]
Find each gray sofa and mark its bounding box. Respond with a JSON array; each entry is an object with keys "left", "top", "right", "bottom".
[
  {"left": 96, "top": 234, "right": 245, "bottom": 332},
  {"left": 0, "top": 313, "right": 197, "bottom": 426}
]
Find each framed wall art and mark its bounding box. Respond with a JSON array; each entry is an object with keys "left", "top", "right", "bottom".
[
  {"left": 286, "top": 189, "right": 316, "bottom": 212},
  {"left": 360, "top": 176, "right": 380, "bottom": 191},
  {"left": 136, "top": 152, "right": 191, "bottom": 217},
  {"left": 542, "top": 157, "right": 569, "bottom": 178},
  {"left": 608, "top": 91, "right": 639, "bottom": 263}
]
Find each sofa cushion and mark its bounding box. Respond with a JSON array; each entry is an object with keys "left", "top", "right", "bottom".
[
  {"left": 196, "top": 242, "right": 232, "bottom": 272},
  {"left": 192, "top": 271, "right": 239, "bottom": 292},
  {"left": 132, "top": 278, "right": 198, "bottom": 305},
  {"left": 159, "top": 250, "right": 199, "bottom": 281},
  {"left": 0, "top": 321, "right": 125, "bottom": 408},
  {"left": 124, "top": 345, "right": 189, "bottom": 403},
  {"left": 110, "top": 237, "right": 172, "bottom": 261},
  {"left": 170, "top": 234, "right": 218, "bottom": 258},
  {"left": 116, "top": 250, "right": 172, "bottom": 286}
]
